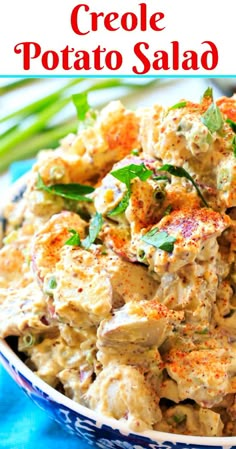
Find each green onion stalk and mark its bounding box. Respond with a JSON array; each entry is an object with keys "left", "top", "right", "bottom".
[{"left": 0, "top": 78, "right": 157, "bottom": 173}]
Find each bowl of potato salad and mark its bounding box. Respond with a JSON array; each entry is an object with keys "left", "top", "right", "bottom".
[{"left": 1, "top": 89, "right": 236, "bottom": 449}]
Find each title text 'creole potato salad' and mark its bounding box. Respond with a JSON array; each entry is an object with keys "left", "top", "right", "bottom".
[{"left": 1, "top": 89, "right": 236, "bottom": 437}]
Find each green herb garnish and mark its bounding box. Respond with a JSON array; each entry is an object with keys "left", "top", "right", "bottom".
[
  {"left": 201, "top": 102, "right": 224, "bottom": 134},
  {"left": 0, "top": 78, "right": 157, "bottom": 174},
  {"left": 72, "top": 92, "right": 91, "bottom": 121},
  {"left": 65, "top": 213, "right": 103, "bottom": 249},
  {"left": 159, "top": 164, "right": 209, "bottom": 208},
  {"left": 109, "top": 163, "right": 153, "bottom": 216},
  {"left": 225, "top": 118, "right": 236, "bottom": 156},
  {"left": 232, "top": 136, "right": 236, "bottom": 157},
  {"left": 173, "top": 414, "right": 186, "bottom": 424},
  {"left": 226, "top": 118, "right": 236, "bottom": 133},
  {"left": 111, "top": 163, "right": 153, "bottom": 187},
  {"left": 65, "top": 229, "right": 81, "bottom": 246},
  {"left": 48, "top": 277, "right": 57, "bottom": 290},
  {"left": 21, "top": 333, "right": 36, "bottom": 349},
  {"left": 36, "top": 175, "right": 94, "bottom": 202},
  {"left": 137, "top": 249, "right": 146, "bottom": 260},
  {"left": 141, "top": 227, "right": 176, "bottom": 253},
  {"left": 82, "top": 212, "right": 103, "bottom": 249},
  {"left": 44, "top": 276, "right": 58, "bottom": 295},
  {"left": 169, "top": 101, "right": 187, "bottom": 110},
  {"left": 164, "top": 204, "right": 173, "bottom": 216},
  {"left": 131, "top": 149, "right": 140, "bottom": 156},
  {"left": 201, "top": 87, "right": 213, "bottom": 102},
  {"left": 108, "top": 191, "right": 130, "bottom": 217}
]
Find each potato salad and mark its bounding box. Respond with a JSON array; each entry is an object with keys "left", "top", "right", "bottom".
[{"left": 2, "top": 90, "right": 236, "bottom": 437}]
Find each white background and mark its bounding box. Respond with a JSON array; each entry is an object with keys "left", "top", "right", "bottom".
[{"left": 0, "top": 0, "right": 235, "bottom": 76}]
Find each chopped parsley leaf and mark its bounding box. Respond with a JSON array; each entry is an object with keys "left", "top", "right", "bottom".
[
  {"left": 201, "top": 102, "right": 224, "bottom": 134},
  {"left": 226, "top": 118, "right": 236, "bottom": 133},
  {"left": 141, "top": 227, "right": 176, "bottom": 253},
  {"left": 159, "top": 164, "right": 209, "bottom": 208},
  {"left": 164, "top": 204, "right": 173, "bottom": 216},
  {"left": 65, "top": 229, "right": 81, "bottom": 246},
  {"left": 36, "top": 175, "right": 94, "bottom": 202},
  {"left": 201, "top": 87, "right": 213, "bottom": 102},
  {"left": 111, "top": 163, "right": 153, "bottom": 189},
  {"left": 108, "top": 191, "right": 130, "bottom": 217},
  {"left": 232, "top": 136, "right": 236, "bottom": 157},
  {"left": 169, "top": 101, "right": 187, "bottom": 110},
  {"left": 82, "top": 212, "right": 103, "bottom": 249},
  {"left": 109, "top": 163, "right": 152, "bottom": 215},
  {"left": 65, "top": 213, "right": 103, "bottom": 249}
]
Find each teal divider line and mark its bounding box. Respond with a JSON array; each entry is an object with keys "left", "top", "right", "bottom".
[{"left": 0, "top": 74, "right": 236, "bottom": 79}]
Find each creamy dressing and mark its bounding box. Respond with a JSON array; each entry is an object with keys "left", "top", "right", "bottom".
[{"left": 1, "top": 96, "right": 236, "bottom": 436}]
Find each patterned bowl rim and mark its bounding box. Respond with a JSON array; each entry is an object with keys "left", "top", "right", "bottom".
[{"left": 1, "top": 171, "right": 236, "bottom": 448}]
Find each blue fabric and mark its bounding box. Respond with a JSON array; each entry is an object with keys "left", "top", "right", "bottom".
[
  {"left": 10, "top": 159, "right": 35, "bottom": 183},
  {"left": 0, "top": 161, "right": 92, "bottom": 449},
  {"left": 0, "top": 365, "right": 91, "bottom": 449}
]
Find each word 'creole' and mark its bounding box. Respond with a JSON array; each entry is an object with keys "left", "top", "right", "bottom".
[
  {"left": 70, "top": 3, "right": 165, "bottom": 34},
  {"left": 13, "top": 2, "right": 219, "bottom": 73}
]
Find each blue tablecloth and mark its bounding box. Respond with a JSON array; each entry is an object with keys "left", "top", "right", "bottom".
[
  {"left": 0, "top": 365, "right": 91, "bottom": 449},
  {"left": 0, "top": 160, "right": 91, "bottom": 449}
]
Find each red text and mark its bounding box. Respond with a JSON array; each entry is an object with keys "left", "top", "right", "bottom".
[{"left": 71, "top": 3, "right": 165, "bottom": 35}]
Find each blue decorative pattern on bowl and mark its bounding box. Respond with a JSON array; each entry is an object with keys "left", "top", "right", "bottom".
[{"left": 0, "top": 338, "right": 236, "bottom": 449}]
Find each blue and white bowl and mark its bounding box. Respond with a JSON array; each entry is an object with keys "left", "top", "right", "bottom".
[
  {"left": 1, "top": 176, "right": 236, "bottom": 449},
  {"left": 1, "top": 338, "right": 236, "bottom": 449}
]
